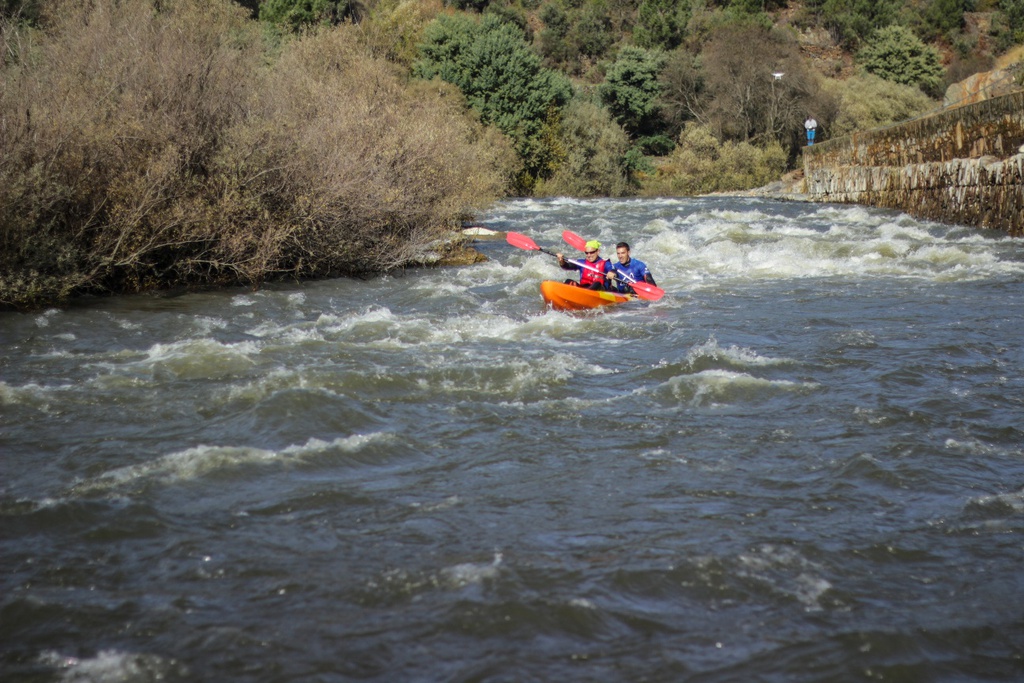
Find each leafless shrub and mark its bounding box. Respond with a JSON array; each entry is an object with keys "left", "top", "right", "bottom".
[
  {"left": 0, "top": 0, "right": 511, "bottom": 309},
  {"left": 229, "top": 24, "right": 512, "bottom": 276}
]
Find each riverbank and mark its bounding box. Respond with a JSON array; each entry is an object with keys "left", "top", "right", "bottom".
[{"left": 0, "top": 2, "right": 509, "bottom": 312}]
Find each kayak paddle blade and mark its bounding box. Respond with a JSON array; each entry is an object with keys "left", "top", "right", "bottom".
[
  {"left": 562, "top": 230, "right": 588, "bottom": 252},
  {"left": 630, "top": 281, "right": 665, "bottom": 302},
  {"left": 506, "top": 231, "right": 540, "bottom": 251}
]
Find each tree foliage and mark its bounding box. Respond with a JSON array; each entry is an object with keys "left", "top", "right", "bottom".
[
  {"left": 641, "top": 122, "right": 787, "bottom": 196},
  {"left": 1, "top": 0, "right": 41, "bottom": 22},
  {"left": 822, "top": 73, "right": 934, "bottom": 137},
  {"left": 414, "top": 13, "right": 572, "bottom": 189},
  {"left": 1000, "top": 0, "right": 1024, "bottom": 41},
  {"left": 858, "top": 24, "right": 944, "bottom": 94},
  {"left": 534, "top": 100, "right": 633, "bottom": 197},
  {"left": 258, "top": 0, "right": 361, "bottom": 29},
  {"left": 634, "top": 0, "right": 690, "bottom": 50},
  {"left": 805, "top": 0, "right": 902, "bottom": 48},
  {"left": 598, "top": 46, "right": 667, "bottom": 137},
  {"left": 538, "top": 0, "right": 617, "bottom": 74}
]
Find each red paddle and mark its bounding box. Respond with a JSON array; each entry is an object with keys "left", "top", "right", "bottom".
[
  {"left": 506, "top": 232, "right": 604, "bottom": 277},
  {"left": 562, "top": 230, "right": 588, "bottom": 252},
  {"left": 561, "top": 230, "right": 666, "bottom": 302},
  {"left": 506, "top": 232, "right": 664, "bottom": 302}
]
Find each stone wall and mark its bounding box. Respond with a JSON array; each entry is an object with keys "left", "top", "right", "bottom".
[{"left": 803, "top": 91, "right": 1024, "bottom": 235}]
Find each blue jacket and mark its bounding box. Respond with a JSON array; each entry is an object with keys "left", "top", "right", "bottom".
[{"left": 608, "top": 258, "right": 654, "bottom": 293}]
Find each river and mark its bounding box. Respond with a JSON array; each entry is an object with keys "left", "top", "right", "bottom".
[{"left": 2, "top": 196, "right": 1023, "bottom": 682}]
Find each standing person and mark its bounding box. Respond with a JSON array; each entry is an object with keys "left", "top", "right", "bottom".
[
  {"left": 606, "top": 242, "right": 656, "bottom": 294},
  {"left": 556, "top": 240, "right": 610, "bottom": 289},
  {"left": 804, "top": 116, "right": 818, "bottom": 146}
]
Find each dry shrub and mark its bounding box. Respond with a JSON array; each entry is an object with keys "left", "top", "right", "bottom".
[
  {"left": 225, "top": 24, "right": 512, "bottom": 276},
  {"left": 822, "top": 74, "right": 935, "bottom": 138},
  {"left": 0, "top": 0, "right": 260, "bottom": 304},
  {"left": 0, "top": 0, "right": 511, "bottom": 309},
  {"left": 354, "top": 0, "right": 445, "bottom": 66}
]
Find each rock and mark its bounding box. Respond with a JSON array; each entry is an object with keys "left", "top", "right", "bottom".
[{"left": 944, "top": 68, "right": 1019, "bottom": 108}]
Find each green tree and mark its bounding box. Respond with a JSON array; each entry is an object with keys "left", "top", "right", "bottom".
[
  {"left": 259, "top": 0, "right": 357, "bottom": 30},
  {"left": 805, "top": 0, "right": 901, "bottom": 48},
  {"left": 571, "top": 1, "right": 615, "bottom": 59},
  {"left": 414, "top": 13, "right": 573, "bottom": 188},
  {"left": 634, "top": 0, "right": 690, "bottom": 50},
  {"left": 1000, "top": 0, "right": 1024, "bottom": 40},
  {"left": 598, "top": 46, "right": 667, "bottom": 138},
  {"left": 919, "top": 0, "right": 973, "bottom": 40},
  {"left": 539, "top": 2, "right": 573, "bottom": 67},
  {"left": 858, "top": 24, "right": 944, "bottom": 94},
  {"left": 534, "top": 100, "right": 633, "bottom": 197}
]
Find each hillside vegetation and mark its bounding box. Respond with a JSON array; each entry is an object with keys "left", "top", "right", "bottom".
[{"left": 2, "top": 0, "right": 1022, "bottom": 308}]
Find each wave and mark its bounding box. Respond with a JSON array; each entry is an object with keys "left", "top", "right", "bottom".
[{"left": 67, "top": 433, "right": 395, "bottom": 497}]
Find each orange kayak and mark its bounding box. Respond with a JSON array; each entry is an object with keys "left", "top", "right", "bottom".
[{"left": 540, "top": 280, "right": 634, "bottom": 311}]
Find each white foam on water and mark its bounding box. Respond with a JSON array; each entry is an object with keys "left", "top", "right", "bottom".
[
  {"left": 408, "top": 495, "right": 461, "bottom": 512},
  {"left": 0, "top": 380, "right": 50, "bottom": 408},
  {"left": 190, "top": 315, "right": 229, "bottom": 335},
  {"left": 439, "top": 552, "right": 503, "bottom": 588},
  {"left": 128, "top": 338, "right": 259, "bottom": 380},
  {"left": 495, "top": 197, "right": 584, "bottom": 214},
  {"left": 418, "top": 351, "right": 595, "bottom": 400},
  {"left": 70, "top": 433, "right": 394, "bottom": 495},
  {"left": 685, "top": 336, "right": 794, "bottom": 368},
  {"left": 569, "top": 597, "right": 597, "bottom": 609},
  {"left": 413, "top": 279, "right": 470, "bottom": 297},
  {"left": 214, "top": 367, "right": 312, "bottom": 404},
  {"left": 944, "top": 438, "right": 1009, "bottom": 457},
  {"left": 735, "top": 544, "right": 833, "bottom": 612},
  {"left": 39, "top": 649, "right": 186, "bottom": 682},
  {"left": 964, "top": 489, "right": 1024, "bottom": 514},
  {"left": 366, "top": 552, "right": 503, "bottom": 599},
  {"left": 34, "top": 308, "right": 61, "bottom": 328},
  {"left": 630, "top": 205, "right": 1024, "bottom": 287},
  {"left": 659, "top": 369, "right": 817, "bottom": 408}
]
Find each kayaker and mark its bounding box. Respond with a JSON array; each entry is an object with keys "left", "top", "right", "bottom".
[
  {"left": 556, "top": 240, "right": 610, "bottom": 289},
  {"left": 606, "top": 242, "right": 657, "bottom": 294}
]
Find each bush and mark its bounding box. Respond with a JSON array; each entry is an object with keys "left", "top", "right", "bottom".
[
  {"left": 354, "top": 0, "right": 443, "bottom": 66},
  {"left": 858, "top": 24, "right": 945, "bottom": 94},
  {"left": 634, "top": 0, "right": 690, "bottom": 50},
  {"left": 533, "top": 100, "right": 633, "bottom": 197},
  {"left": 259, "top": 0, "right": 361, "bottom": 30},
  {"left": 413, "top": 12, "right": 572, "bottom": 190},
  {"left": 821, "top": 73, "right": 935, "bottom": 137},
  {"left": 806, "top": 0, "right": 902, "bottom": 49},
  {"left": 230, "top": 26, "right": 513, "bottom": 278},
  {"left": 598, "top": 45, "right": 667, "bottom": 137},
  {"left": 639, "top": 122, "right": 787, "bottom": 196},
  {"left": 1, "top": 0, "right": 41, "bottom": 23},
  {"left": 0, "top": 0, "right": 511, "bottom": 309},
  {"left": 999, "top": 0, "right": 1024, "bottom": 42}
]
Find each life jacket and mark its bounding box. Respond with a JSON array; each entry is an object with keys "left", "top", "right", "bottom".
[
  {"left": 609, "top": 258, "right": 652, "bottom": 292},
  {"left": 580, "top": 258, "right": 608, "bottom": 287}
]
